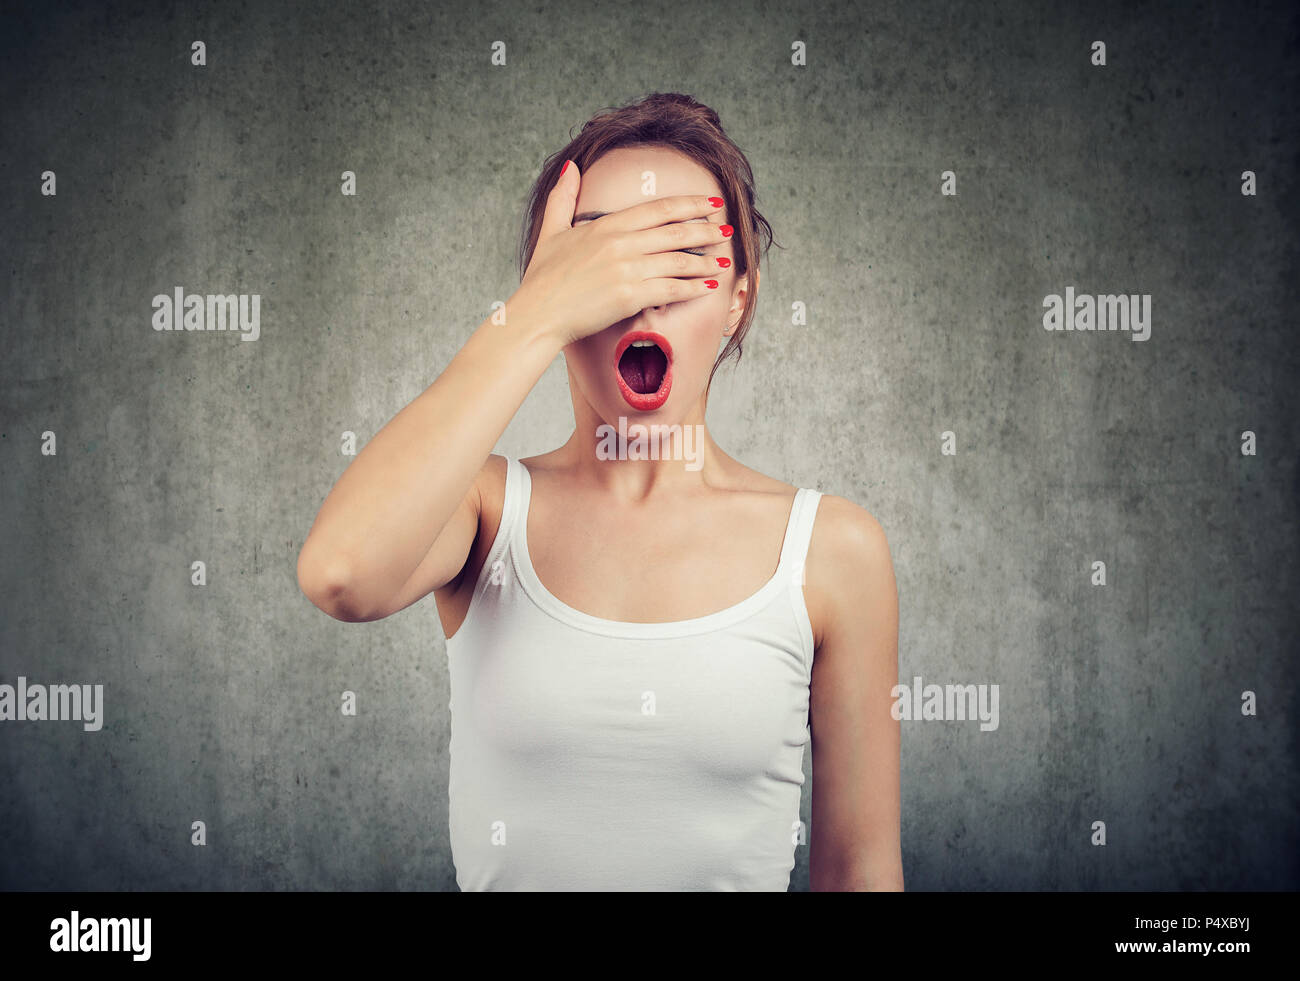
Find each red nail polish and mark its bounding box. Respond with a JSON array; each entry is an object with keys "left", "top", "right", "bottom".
[
  {"left": 708, "top": 196, "right": 723, "bottom": 208},
  {"left": 719, "top": 224, "right": 733, "bottom": 237},
  {"left": 705, "top": 280, "right": 718, "bottom": 289},
  {"left": 715, "top": 257, "right": 731, "bottom": 268},
  {"left": 560, "top": 160, "right": 569, "bottom": 177}
]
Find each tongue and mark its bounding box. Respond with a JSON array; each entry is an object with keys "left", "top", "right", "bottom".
[{"left": 619, "top": 346, "right": 666, "bottom": 394}]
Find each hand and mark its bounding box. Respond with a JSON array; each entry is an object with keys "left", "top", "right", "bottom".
[{"left": 509, "top": 161, "right": 731, "bottom": 346}]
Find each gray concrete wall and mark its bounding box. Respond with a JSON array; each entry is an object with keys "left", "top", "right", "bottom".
[{"left": 1, "top": 0, "right": 1296, "bottom": 890}]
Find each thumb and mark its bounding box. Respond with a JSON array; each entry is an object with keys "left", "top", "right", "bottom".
[{"left": 536, "top": 159, "right": 579, "bottom": 243}]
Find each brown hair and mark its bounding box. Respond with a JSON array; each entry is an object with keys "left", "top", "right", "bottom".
[{"left": 517, "top": 92, "right": 779, "bottom": 391}]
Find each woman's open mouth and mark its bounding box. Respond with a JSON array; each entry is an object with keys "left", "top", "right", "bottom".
[{"left": 614, "top": 330, "right": 673, "bottom": 411}]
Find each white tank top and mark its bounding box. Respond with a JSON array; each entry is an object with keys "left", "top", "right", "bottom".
[{"left": 445, "top": 456, "right": 823, "bottom": 890}]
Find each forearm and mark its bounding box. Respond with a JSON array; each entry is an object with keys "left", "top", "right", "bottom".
[{"left": 811, "top": 845, "right": 904, "bottom": 891}]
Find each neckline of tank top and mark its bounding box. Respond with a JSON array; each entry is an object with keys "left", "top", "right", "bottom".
[{"left": 508, "top": 456, "right": 814, "bottom": 639}]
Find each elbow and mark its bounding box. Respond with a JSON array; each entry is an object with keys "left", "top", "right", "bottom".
[{"left": 297, "top": 546, "right": 370, "bottom": 622}]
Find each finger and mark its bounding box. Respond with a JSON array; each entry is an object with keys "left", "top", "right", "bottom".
[
  {"left": 636, "top": 250, "right": 730, "bottom": 281},
  {"left": 631, "top": 216, "right": 733, "bottom": 256},
  {"left": 536, "top": 159, "right": 580, "bottom": 243},
  {"left": 635, "top": 274, "right": 722, "bottom": 309},
  {"left": 600, "top": 193, "right": 725, "bottom": 232}
]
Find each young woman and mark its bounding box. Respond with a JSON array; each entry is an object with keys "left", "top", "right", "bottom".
[{"left": 297, "top": 93, "right": 902, "bottom": 891}]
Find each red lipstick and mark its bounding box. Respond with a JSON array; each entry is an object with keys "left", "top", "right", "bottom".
[{"left": 614, "top": 330, "right": 673, "bottom": 411}]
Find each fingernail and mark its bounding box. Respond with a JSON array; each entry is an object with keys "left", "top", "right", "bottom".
[
  {"left": 560, "top": 160, "right": 570, "bottom": 177},
  {"left": 719, "top": 224, "right": 733, "bottom": 237},
  {"left": 715, "top": 257, "right": 731, "bottom": 268},
  {"left": 705, "top": 280, "right": 718, "bottom": 289},
  {"left": 708, "top": 196, "right": 723, "bottom": 208}
]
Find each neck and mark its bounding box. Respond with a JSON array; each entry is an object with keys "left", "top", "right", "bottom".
[{"left": 559, "top": 390, "right": 726, "bottom": 500}]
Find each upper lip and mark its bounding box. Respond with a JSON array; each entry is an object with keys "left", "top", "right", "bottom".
[{"left": 614, "top": 329, "right": 673, "bottom": 365}]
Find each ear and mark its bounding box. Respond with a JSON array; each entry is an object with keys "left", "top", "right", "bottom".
[{"left": 727, "top": 267, "right": 758, "bottom": 333}]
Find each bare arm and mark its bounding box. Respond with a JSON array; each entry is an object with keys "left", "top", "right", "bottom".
[
  {"left": 806, "top": 496, "right": 903, "bottom": 891},
  {"left": 296, "top": 313, "right": 563, "bottom": 621}
]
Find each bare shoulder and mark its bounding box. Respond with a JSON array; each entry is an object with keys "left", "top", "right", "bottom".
[
  {"left": 804, "top": 494, "right": 895, "bottom": 650},
  {"left": 811, "top": 494, "right": 890, "bottom": 553}
]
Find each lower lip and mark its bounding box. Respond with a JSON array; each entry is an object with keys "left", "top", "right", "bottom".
[{"left": 615, "top": 350, "right": 672, "bottom": 411}]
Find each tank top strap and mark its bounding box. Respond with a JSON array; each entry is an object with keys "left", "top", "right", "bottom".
[
  {"left": 499, "top": 455, "right": 523, "bottom": 542},
  {"left": 473, "top": 455, "right": 524, "bottom": 589},
  {"left": 503, "top": 456, "right": 531, "bottom": 549},
  {"left": 777, "top": 486, "right": 823, "bottom": 588}
]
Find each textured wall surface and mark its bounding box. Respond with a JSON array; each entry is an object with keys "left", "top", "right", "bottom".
[{"left": 1, "top": 0, "right": 1296, "bottom": 891}]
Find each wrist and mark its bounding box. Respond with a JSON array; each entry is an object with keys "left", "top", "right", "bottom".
[{"left": 502, "top": 290, "right": 571, "bottom": 355}]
